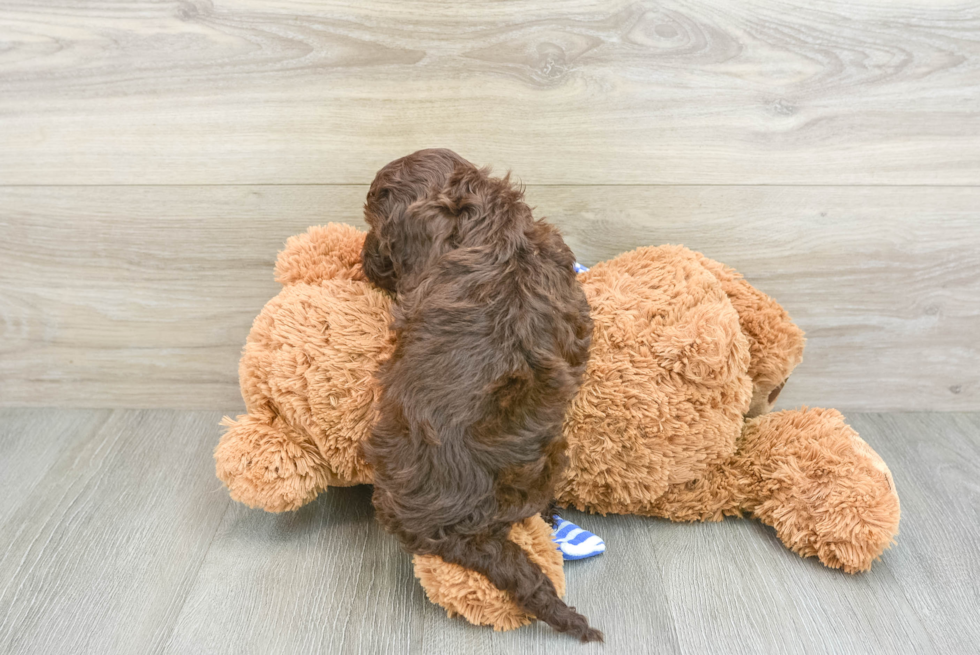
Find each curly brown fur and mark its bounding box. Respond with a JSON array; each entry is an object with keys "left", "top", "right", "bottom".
[{"left": 360, "top": 149, "right": 600, "bottom": 642}]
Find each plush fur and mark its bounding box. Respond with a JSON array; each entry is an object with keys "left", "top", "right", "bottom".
[
  {"left": 216, "top": 223, "right": 901, "bottom": 631},
  {"left": 413, "top": 516, "right": 565, "bottom": 631},
  {"left": 358, "top": 150, "right": 599, "bottom": 641}
]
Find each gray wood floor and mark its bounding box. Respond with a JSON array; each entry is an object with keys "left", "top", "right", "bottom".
[{"left": 0, "top": 410, "right": 977, "bottom": 654}]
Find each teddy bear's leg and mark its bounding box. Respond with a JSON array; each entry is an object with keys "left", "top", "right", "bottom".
[
  {"left": 412, "top": 516, "right": 565, "bottom": 631},
  {"left": 736, "top": 408, "right": 901, "bottom": 572},
  {"left": 274, "top": 223, "right": 367, "bottom": 286},
  {"left": 651, "top": 408, "right": 900, "bottom": 572},
  {"left": 215, "top": 411, "right": 348, "bottom": 513}
]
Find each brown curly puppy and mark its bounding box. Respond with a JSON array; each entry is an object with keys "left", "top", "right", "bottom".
[{"left": 360, "top": 149, "right": 600, "bottom": 641}]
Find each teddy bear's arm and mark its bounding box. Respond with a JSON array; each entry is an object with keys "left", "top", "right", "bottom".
[
  {"left": 215, "top": 411, "right": 346, "bottom": 512},
  {"left": 274, "top": 223, "right": 367, "bottom": 287},
  {"left": 695, "top": 254, "right": 805, "bottom": 416}
]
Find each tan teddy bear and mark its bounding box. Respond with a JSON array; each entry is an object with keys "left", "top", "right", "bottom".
[{"left": 215, "top": 223, "right": 900, "bottom": 631}]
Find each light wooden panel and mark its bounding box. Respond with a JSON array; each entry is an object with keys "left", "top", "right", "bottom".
[
  {"left": 1, "top": 0, "right": 979, "bottom": 185},
  {"left": 549, "top": 185, "right": 980, "bottom": 413},
  {"left": 1, "top": 184, "right": 977, "bottom": 411},
  {"left": 0, "top": 185, "right": 367, "bottom": 408}
]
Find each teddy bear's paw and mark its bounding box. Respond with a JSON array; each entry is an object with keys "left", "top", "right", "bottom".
[
  {"left": 746, "top": 408, "right": 901, "bottom": 573},
  {"left": 215, "top": 413, "right": 336, "bottom": 513},
  {"left": 274, "top": 224, "right": 367, "bottom": 287},
  {"left": 807, "top": 428, "right": 901, "bottom": 573},
  {"left": 412, "top": 516, "right": 565, "bottom": 631}
]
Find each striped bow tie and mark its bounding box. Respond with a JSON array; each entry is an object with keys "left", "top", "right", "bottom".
[{"left": 552, "top": 517, "right": 605, "bottom": 560}]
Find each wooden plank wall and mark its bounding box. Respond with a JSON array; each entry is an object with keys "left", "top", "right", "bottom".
[{"left": 1, "top": 1, "right": 978, "bottom": 411}]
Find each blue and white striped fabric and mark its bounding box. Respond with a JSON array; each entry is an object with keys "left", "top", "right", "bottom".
[
  {"left": 573, "top": 262, "right": 590, "bottom": 274},
  {"left": 552, "top": 517, "right": 605, "bottom": 560}
]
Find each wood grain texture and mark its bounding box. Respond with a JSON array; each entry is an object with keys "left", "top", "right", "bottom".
[
  {"left": 652, "top": 518, "right": 934, "bottom": 655},
  {"left": 1, "top": 0, "right": 979, "bottom": 185},
  {"left": 0, "top": 409, "right": 110, "bottom": 532},
  {"left": 0, "top": 409, "right": 230, "bottom": 655},
  {"left": 550, "top": 185, "right": 980, "bottom": 413},
  {"left": 2, "top": 409, "right": 978, "bottom": 654},
  {"left": 848, "top": 412, "right": 980, "bottom": 654},
  {"left": 0, "top": 185, "right": 367, "bottom": 409},
  {"left": 2, "top": 184, "right": 977, "bottom": 411},
  {"left": 162, "top": 486, "right": 426, "bottom": 655}
]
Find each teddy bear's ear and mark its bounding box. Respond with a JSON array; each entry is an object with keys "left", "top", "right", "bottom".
[
  {"left": 274, "top": 224, "right": 367, "bottom": 287},
  {"left": 693, "top": 253, "right": 805, "bottom": 414}
]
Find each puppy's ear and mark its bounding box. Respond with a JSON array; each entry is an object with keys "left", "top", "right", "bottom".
[
  {"left": 387, "top": 196, "right": 459, "bottom": 279},
  {"left": 360, "top": 229, "right": 398, "bottom": 293},
  {"left": 438, "top": 167, "right": 533, "bottom": 254}
]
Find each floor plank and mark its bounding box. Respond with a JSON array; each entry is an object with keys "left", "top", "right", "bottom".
[
  {"left": 1, "top": 1, "right": 978, "bottom": 184},
  {"left": 0, "top": 409, "right": 967, "bottom": 654},
  {"left": 0, "top": 409, "right": 110, "bottom": 528},
  {"left": 162, "top": 486, "right": 427, "bottom": 655},
  {"left": 848, "top": 413, "right": 980, "bottom": 654},
  {"left": 0, "top": 410, "right": 231, "bottom": 655},
  {"left": 2, "top": 185, "right": 977, "bottom": 411},
  {"left": 176, "top": 412, "right": 970, "bottom": 655},
  {"left": 655, "top": 520, "right": 934, "bottom": 655}
]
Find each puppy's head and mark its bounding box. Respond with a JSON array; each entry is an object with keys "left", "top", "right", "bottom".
[
  {"left": 362, "top": 148, "right": 525, "bottom": 293},
  {"left": 361, "top": 148, "right": 476, "bottom": 292}
]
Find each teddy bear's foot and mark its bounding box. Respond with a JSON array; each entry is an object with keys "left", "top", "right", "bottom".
[
  {"left": 412, "top": 516, "right": 565, "bottom": 631},
  {"left": 743, "top": 408, "right": 901, "bottom": 573},
  {"left": 215, "top": 413, "right": 346, "bottom": 513}
]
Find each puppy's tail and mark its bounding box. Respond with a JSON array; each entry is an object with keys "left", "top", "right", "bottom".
[{"left": 433, "top": 531, "right": 603, "bottom": 642}]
